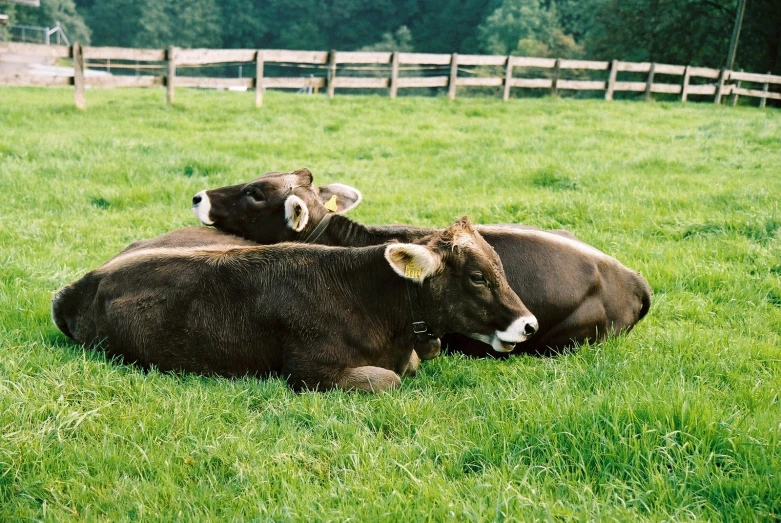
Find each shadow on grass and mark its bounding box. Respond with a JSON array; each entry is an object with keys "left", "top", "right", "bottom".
[
  {"left": 442, "top": 332, "right": 583, "bottom": 360},
  {"left": 45, "top": 330, "right": 149, "bottom": 373}
]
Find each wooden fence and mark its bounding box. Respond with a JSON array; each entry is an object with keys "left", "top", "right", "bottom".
[{"left": 1, "top": 42, "right": 779, "bottom": 110}]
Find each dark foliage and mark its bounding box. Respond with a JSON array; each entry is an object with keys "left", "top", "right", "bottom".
[{"left": 6, "top": 0, "right": 778, "bottom": 75}]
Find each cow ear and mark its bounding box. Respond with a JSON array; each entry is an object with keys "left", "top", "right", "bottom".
[
  {"left": 292, "top": 167, "right": 314, "bottom": 186},
  {"left": 384, "top": 244, "right": 441, "bottom": 283},
  {"left": 284, "top": 195, "right": 310, "bottom": 232},
  {"left": 318, "top": 183, "right": 362, "bottom": 214}
]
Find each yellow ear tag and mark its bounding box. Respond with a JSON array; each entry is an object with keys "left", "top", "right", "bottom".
[
  {"left": 404, "top": 263, "right": 422, "bottom": 279},
  {"left": 324, "top": 195, "right": 339, "bottom": 212},
  {"left": 293, "top": 212, "right": 302, "bottom": 229}
]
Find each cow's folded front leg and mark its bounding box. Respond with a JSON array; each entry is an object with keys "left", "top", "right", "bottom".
[
  {"left": 286, "top": 363, "right": 402, "bottom": 393},
  {"left": 336, "top": 366, "right": 402, "bottom": 393}
]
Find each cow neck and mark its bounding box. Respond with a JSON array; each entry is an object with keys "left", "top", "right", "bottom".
[
  {"left": 313, "top": 215, "right": 435, "bottom": 247},
  {"left": 343, "top": 246, "right": 443, "bottom": 352},
  {"left": 307, "top": 216, "right": 442, "bottom": 341},
  {"left": 301, "top": 213, "right": 332, "bottom": 244},
  {"left": 313, "top": 219, "right": 444, "bottom": 351},
  {"left": 357, "top": 252, "right": 425, "bottom": 353}
]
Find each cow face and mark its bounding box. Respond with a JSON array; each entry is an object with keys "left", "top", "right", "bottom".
[
  {"left": 192, "top": 168, "right": 361, "bottom": 244},
  {"left": 386, "top": 217, "right": 538, "bottom": 352}
]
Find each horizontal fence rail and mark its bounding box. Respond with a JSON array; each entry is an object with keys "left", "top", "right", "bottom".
[{"left": 1, "top": 42, "right": 779, "bottom": 110}]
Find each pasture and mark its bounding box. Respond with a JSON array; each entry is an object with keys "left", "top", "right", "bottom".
[{"left": 1, "top": 87, "right": 780, "bottom": 521}]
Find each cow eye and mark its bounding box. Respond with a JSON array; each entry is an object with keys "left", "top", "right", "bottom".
[
  {"left": 470, "top": 272, "right": 487, "bottom": 286},
  {"left": 245, "top": 189, "right": 265, "bottom": 202}
]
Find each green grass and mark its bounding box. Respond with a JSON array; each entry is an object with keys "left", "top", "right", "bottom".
[{"left": 1, "top": 87, "right": 780, "bottom": 521}]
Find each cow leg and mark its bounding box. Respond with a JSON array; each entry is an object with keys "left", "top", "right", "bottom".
[
  {"left": 336, "top": 366, "right": 402, "bottom": 393},
  {"left": 402, "top": 351, "right": 420, "bottom": 377}
]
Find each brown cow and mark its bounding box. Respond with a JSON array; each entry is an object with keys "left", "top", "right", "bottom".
[
  {"left": 188, "top": 168, "right": 651, "bottom": 357},
  {"left": 51, "top": 218, "right": 538, "bottom": 392}
]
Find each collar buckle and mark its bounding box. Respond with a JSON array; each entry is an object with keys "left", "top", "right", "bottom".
[{"left": 412, "top": 321, "right": 428, "bottom": 334}]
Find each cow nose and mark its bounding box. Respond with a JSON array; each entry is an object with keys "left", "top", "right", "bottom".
[
  {"left": 192, "top": 195, "right": 202, "bottom": 206},
  {"left": 496, "top": 315, "right": 538, "bottom": 343}
]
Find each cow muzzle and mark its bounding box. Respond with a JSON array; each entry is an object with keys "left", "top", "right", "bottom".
[
  {"left": 191, "top": 190, "right": 214, "bottom": 225},
  {"left": 491, "top": 315, "right": 539, "bottom": 352}
]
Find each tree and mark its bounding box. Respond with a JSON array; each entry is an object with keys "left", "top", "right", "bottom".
[
  {"left": 737, "top": 0, "right": 781, "bottom": 75},
  {"left": 59, "top": 0, "right": 780, "bottom": 79},
  {"left": 168, "top": 0, "right": 222, "bottom": 48},
  {"left": 13, "top": 0, "right": 91, "bottom": 44},
  {"left": 557, "top": 0, "right": 779, "bottom": 74},
  {"left": 250, "top": 0, "right": 412, "bottom": 51},
  {"left": 477, "top": 0, "right": 579, "bottom": 57},
  {"left": 134, "top": 0, "right": 171, "bottom": 48},
  {"left": 407, "top": 0, "right": 494, "bottom": 53},
  {"left": 359, "top": 26, "right": 414, "bottom": 52},
  {"left": 77, "top": 0, "right": 146, "bottom": 47},
  {"left": 76, "top": 0, "right": 223, "bottom": 48},
  {"left": 215, "top": 0, "right": 267, "bottom": 49},
  {"left": 514, "top": 30, "right": 581, "bottom": 58},
  {"left": 565, "top": 0, "right": 732, "bottom": 66}
]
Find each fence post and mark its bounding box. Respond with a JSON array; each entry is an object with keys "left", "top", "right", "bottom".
[
  {"left": 551, "top": 58, "right": 561, "bottom": 97},
  {"left": 644, "top": 62, "right": 656, "bottom": 101},
  {"left": 502, "top": 56, "right": 513, "bottom": 102},
  {"left": 605, "top": 60, "right": 617, "bottom": 101},
  {"left": 255, "top": 50, "right": 264, "bottom": 108},
  {"left": 681, "top": 65, "right": 691, "bottom": 102},
  {"left": 714, "top": 68, "right": 727, "bottom": 104},
  {"left": 390, "top": 51, "right": 399, "bottom": 99},
  {"left": 166, "top": 46, "right": 176, "bottom": 104},
  {"left": 730, "top": 69, "right": 742, "bottom": 107},
  {"left": 71, "top": 43, "right": 86, "bottom": 110},
  {"left": 759, "top": 71, "right": 770, "bottom": 108},
  {"left": 327, "top": 50, "right": 337, "bottom": 99},
  {"left": 448, "top": 53, "right": 458, "bottom": 101}
]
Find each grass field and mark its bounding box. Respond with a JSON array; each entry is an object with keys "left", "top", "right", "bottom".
[{"left": 1, "top": 87, "right": 780, "bottom": 521}]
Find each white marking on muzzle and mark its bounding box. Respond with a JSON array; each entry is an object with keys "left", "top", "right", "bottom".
[
  {"left": 468, "top": 315, "right": 539, "bottom": 353},
  {"left": 494, "top": 315, "right": 539, "bottom": 352},
  {"left": 192, "top": 190, "right": 213, "bottom": 225}
]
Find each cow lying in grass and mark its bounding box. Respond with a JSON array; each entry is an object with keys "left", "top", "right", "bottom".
[
  {"left": 52, "top": 218, "right": 537, "bottom": 391},
  {"left": 185, "top": 168, "right": 651, "bottom": 357}
]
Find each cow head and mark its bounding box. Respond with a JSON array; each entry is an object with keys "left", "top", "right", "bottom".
[
  {"left": 386, "top": 217, "right": 537, "bottom": 353},
  {"left": 192, "top": 168, "right": 360, "bottom": 244}
]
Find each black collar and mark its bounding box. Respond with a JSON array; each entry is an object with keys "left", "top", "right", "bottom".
[
  {"left": 405, "top": 278, "right": 438, "bottom": 343},
  {"left": 302, "top": 213, "right": 332, "bottom": 244},
  {"left": 406, "top": 279, "right": 441, "bottom": 358}
]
